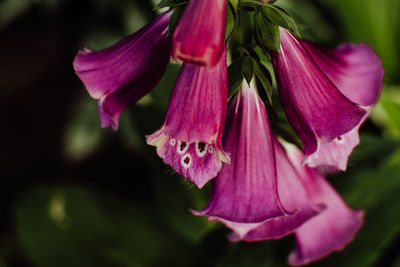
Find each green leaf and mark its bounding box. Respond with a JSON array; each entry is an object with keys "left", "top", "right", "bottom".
[
  {"left": 225, "top": 1, "right": 237, "bottom": 42},
  {"left": 241, "top": 56, "right": 254, "bottom": 85},
  {"left": 228, "top": 56, "right": 256, "bottom": 99},
  {"left": 262, "top": 4, "right": 300, "bottom": 37},
  {"left": 252, "top": 59, "right": 273, "bottom": 104},
  {"left": 254, "top": 9, "right": 280, "bottom": 52},
  {"left": 228, "top": 60, "right": 245, "bottom": 99}
]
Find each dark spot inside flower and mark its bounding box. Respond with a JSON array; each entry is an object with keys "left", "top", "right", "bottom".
[
  {"left": 337, "top": 136, "right": 342, "bottom": 141},
  {"left": 180, "top": 141, "right": 187, "bottom": 151},
  {"left": 198, "top": 142, "right": 206, "bottom": 153},
  {"left": 184, "top": 156, "right": 190, "bottom": 165}
]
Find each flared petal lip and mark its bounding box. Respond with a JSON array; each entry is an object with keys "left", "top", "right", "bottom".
[
  {"left": 146, "top": 126, "right": 230, "bottom": 164},
  {"left": 73, "top": 50, "right": 106, "bottom": 100},
  {"left": 146, "top": 128, "right": 230, "bottom": 189},
  {"left": 191, "top": 208, "right": 295, "bottom": 227},
  {"left": 191, "top": 202, "right": 296, "bottom": 225},
  {"left": 289, "top": 210, "right": 364, "bottom": 266},
  {"left": 302, "top": 106, "right": 373, "bottom": 172},
  {"left": 242, "top": 204, "right": 326, "bottom": 242}
]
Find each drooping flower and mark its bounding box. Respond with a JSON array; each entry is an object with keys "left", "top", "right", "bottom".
[
  {"left": 271, "top": 28, "right": 383, "bottom": 172},
  {"left": 229, "top": 142, "right": 363, "bottom": 266},
  {"left": 286, "top": 143, "right": 364, "bottom": 266},
  {"left": 171, "top": 0, "right": 226, "bottom": 67},
  {"left": 227, "top": 137, "right": 323, "bottom": 241},
  {"left": 146, "top": 48, "right": 229, "bottom": 189},
  {"left": 73, "top": 11, "right": 172, "bottom": 129},
  {"left": 194, "top": 79, "right": 322, "bottom": 235}
]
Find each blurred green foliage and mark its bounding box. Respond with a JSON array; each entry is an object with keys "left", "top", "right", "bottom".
[{"left": 1, "top": 0, "right": 400, "bottom": 266}]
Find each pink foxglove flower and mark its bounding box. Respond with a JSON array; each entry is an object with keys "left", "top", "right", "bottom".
[
  {"left": 227, "top": 137, "right": 323, "bottom": 241},
  {"left": 146, "top": 48, "right": 229, "bottom": 189},
  {"left": 272, "top": 28, "right": 383, "bottom": 172},
  {"left": 286, "top": 143, "right": 364, "bottom": 266},
  {"left": 230, "top": 142, "right": 363, "bottom": 266},
  {"left": 171, "top": 0, "right": 226, "bottom": 67},
  {"left": 194, "top": 80, "right": 321, "bottom": 236},
  {"left": 73, "top": 12, "right": 172, "bottom": 129}
]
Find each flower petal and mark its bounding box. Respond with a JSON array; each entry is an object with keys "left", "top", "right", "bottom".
[
  {"left": 284, "top": 144, "right": 364, "bottom": 266},
  {"left": 73, "top": 12, "right": 172, "bottom": 129},
  {"left": 302, "top": 42, "right": 383, "bottom": 106},
  {"left": 172, "top": 0, "right": 226, "bottom": 67},
  {"left": 304, "top": 110, "right": 371, "bottom": 173},
  {"left": 149, "top": 133, "right": 228, "bottom": 188},
  {"left": 193, "top": 80, "right": 285, "bottom": 222},
  {"left": 305, "top": 127, "right": 360, "bottom": 173},
  {"left": 146, "top": 48, "right": 229, "bottom": 188},
  {"left": 229, "top": 138, "right": 323, "bottom": 241},
  {"left": 272, "top": 28, "right": 366, "bottom": 157},
  {"left": 296, "top": 41, "right": 383, "bottom": 171}
]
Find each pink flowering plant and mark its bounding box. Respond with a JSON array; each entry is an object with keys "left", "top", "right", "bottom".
[{"left": 72, "top": 0, "right": 387, "bottom": 266}]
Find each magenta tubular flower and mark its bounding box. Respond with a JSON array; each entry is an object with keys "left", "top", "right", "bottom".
[
  {"left": 272, "top": 28, "right": 383, "bottom": 172},
  {"left": 171, "top": 0, "right": 226, "bottom": 67},
  {"left": 193, "top": 80, "right": 296, "bottom": 230},
  {"left": 227, "top": 137, "right": 323, "bottom": 241},
  {"left": 228, "top": 143, "right": 363, "bottom": 266},
  {"left": 73, "top": 12, "right": 172, "bottom": 129},
  {"left": 285, "top": 144, "right": 364, "bottom": 266},
  {"left": 146, "top": 48, "right": 229, "bottom": 189}
]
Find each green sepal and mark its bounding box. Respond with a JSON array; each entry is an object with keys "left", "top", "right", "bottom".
[
  {"left": 228, "top": 56, "right": 255, "bottom": 99},
  {"left": 228, "top": 55, "right": 273, "bottom": 103},
  {"left": 225, "top": 1, "right": 238, "bottom": 42},
  {"left": 252, "top": 59, "right": 273, "bottom": 104},
  {"left": 241, "top": 56, "right": 254, "bottom": 85},
  {"left": 228, "top": 60, "right": 244, "bottom": 99},
  {"left": 154, "top": 0, "right": 187, "bottom": 9},
  {"left": 254, "top": 9, "right": 280, "bottom": 52}
]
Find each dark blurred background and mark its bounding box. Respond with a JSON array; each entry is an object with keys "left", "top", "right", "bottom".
[{"left": 0, "top": 0, "right": 400, "bottom": 266}]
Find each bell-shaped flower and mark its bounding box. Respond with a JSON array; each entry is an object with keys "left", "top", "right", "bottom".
[
  {"left": 285, "top": 144, "right": 364, "bottom": 266},
  {"left": 271, "top": 28, "right": 383, "bottom": 172},
  {"left": 146, "top": 48, "right": 229, "bottom": 189},
  {"left": 73, "top": 11, "right": 172, "bottom": 129},
  {"left": 227, "top": 137, "right": 323, "bottom": 241},
  {"left": 228, "top": 142, "right": 363, "bottom": 266},
  {"left": 171, "top": 0, "right": 226, "bottom": 67},
  {"left": 193, "top": 79, "right": 320, "bottom": 234}
]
